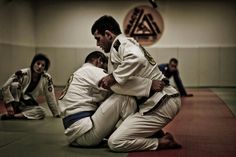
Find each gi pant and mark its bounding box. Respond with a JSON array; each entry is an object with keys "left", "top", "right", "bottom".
[
  {"left": 71, "top": 94, "right": 137, "bottom": 146},
  {"left": 9, "top": 82, "right": 46, "bottom": 119},
  {"left": 108, "top": 96, "right": 181, "bottom": 152}
]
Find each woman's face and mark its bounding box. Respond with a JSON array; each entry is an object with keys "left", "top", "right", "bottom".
[{"left": 33, "top": 60, "right": 46, "bottom": 74}]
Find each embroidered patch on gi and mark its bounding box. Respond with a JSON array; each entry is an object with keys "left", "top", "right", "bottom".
[
  {"left": 140, "top": 45, "right": 156, "bottom": 66},
  {"left": 113, "top": 39, "right": 121, "bottom": 52},
  {"left": 48, "top": 78, "right": 53, "bottom": 86},
  {"left": 15, "top": 70, "right": 23, "bottom": 77},
  {"left": 48, "top": 86, "right": 52, "bottom": 92},
  {"left": 14, "top": 70, "right": 25, "bottom": 83},
  {"left": 58, "top": 74, "right": 74, "bottom": 100}
]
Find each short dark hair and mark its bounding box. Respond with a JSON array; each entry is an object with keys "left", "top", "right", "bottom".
[
  {"left": 30, "top": 53, "right": 50, "bottom": 71},
  {"left": 91, "top": 15, "right": 122, "bottom": 35},
  {"left": 169, "top": 58, "right": 178, "bottom": 64},
  {"left": 85, "top": 51, "right": 108, "bottom": 64}
]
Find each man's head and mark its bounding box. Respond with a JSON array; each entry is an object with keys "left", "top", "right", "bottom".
[
  {"left": 30, "top": 53, "right": 50, "bottom": 73},
  {"left": 85, "top": 51, "right": 108, "bottom": 70},
  {"left": 168, "top": 58, "right": 178, "bottom": 72},
  {"left": 91, "top": 15, "right": 121, "bottom": 53}
]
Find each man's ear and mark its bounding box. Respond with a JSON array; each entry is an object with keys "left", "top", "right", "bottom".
[
  {"left": 105, "top": 30, "right": 113, "bottom": 40},
  {"left": 93, "top": 58, "right": 99, "bottom": 67}
]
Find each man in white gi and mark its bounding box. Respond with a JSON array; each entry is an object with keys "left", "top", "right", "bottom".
[
  {"left": 91, "top": 15, "right": 182, "bottom": 152},
  {"left": 58, "top": 51, "right": 138, "bottom": 146},
  {"left": 1, "top": 53, "right": 60, "bottom": 120}
]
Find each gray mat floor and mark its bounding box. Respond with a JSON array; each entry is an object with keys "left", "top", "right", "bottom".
[
  {"left": 0, "top": 107, "right": 127, "bottom": 157},
  {"left": 1, "top": 88, "right": 235, "bottom": 157}
]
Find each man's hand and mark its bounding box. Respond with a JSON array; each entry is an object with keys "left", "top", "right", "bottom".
[
  {"left": 54, "top": 115, "right": 61, "bottom": 118},
  {"left": 151, "top": 80, "right": 165, "bottom": 92},
  {"left": 98, "top": 73, "right": 116, "bottom": 89},
  {"left": 5, "top": 103, "right": 15, "bottom": 116}
]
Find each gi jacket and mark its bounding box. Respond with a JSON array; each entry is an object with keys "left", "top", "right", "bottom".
[
  {"left": 58, "top": 63, "right": 110, "bottom": 142},
  {"left": 1, "top": 68, "right": 60, "bottom": 116},
  {"left": 110, "top": 34, "right": 179, "bottom": 115},
  {"left": 58, "top": 63, "right": 153, "bottom": 143}
]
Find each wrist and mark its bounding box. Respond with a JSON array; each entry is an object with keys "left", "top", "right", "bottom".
[{"left": 109, "top": 73, "right": 116, "bottom": 84}]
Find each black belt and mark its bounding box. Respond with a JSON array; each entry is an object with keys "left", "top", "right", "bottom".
[
  {"left": 142, "top": 93, "right": 180, "bottom": 115},
  {"left": 63, "top": 111, "right": 95, "bottom": 129}
]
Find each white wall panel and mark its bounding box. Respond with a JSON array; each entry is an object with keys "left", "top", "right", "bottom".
[
  {"left": 0, "top": 45, "right": 12, "bottom": 86},
  {"left": 178, "top": 48, "right": 199, "bottom": 87},
  {"left": 153, "top": 48, "right": 178, "bottom": 64},
  {"left": 220, "top": 47, "right": 236, "bottom": 86},
  {"left": 11, "top": 45, "right": 35, "bottom": 71},
  {"left": 54, "top": 48, "right": 77, "bottom": 85},
  {"left": 199, "top": 48, "right": 220, "bottom": 86},
  {"left": 0, "top": 0, "right": 35, "bottom": 46}
]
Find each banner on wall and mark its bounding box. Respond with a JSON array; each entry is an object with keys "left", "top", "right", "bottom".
[{"left": 123, "top": 5, "right": 164, "bottom": 46}]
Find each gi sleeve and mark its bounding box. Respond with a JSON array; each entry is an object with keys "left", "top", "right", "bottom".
[
  {"left": 2, "top": 73, "right": 19, "bottom": 104},
  {"left": 173, "top": 70, "right": 187, "bottom": 96},
  {"left": 43, "top": 74, "right": 60, "bottom": 117},
  {"left": 112, "top": 42, "right": 146, "bottom": 85},
  {"left": 111, "top": 76, "right": 152, "bottom": 97}
]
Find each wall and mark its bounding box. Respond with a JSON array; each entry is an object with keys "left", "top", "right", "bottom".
[
  {"left": 0, "top": 0, "right": 235, "bottom": 87},
  {"left": 35, "top": 0, "right": 236, "bottom": 86},
  {"left": 35, "top": 0, "right": 236, "bottom": 47},
  {"left": 0, "top": 0, "right": 35, "bottom": 86}
]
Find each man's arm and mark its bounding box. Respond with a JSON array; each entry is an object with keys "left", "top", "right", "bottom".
[
  {"left": 43, "top": 74, "right": 60, "bottom": 117},
  {"left": 99, "top": 45, "right": 146, "bottom": 89},
  {"left": 111, "top": 76, "right": 166, "bottom": 97},
  {"left": 173, "top": 70, "right": 193, "bottom": 97}
]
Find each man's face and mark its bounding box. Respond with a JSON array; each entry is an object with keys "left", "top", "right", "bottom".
[
  {"left": 93, "top": 30, "right": 112, "bottom": 53},
  {"left": 168, "top": 61, "right": 178, "bottom": 72}
]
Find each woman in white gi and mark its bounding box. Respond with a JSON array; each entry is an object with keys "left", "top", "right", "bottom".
[
  {"left": 91, "top": 15, "right": 182, "bottom": 152},
  {"left": 1, "top": 53, "right": 60, "bottom": 120}
]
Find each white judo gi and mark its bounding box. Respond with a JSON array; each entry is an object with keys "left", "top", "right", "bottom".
[
  {"left": 107, "top": 34, "right": 181, "bottom": 152},
  {"left": 2, "top": 68, "right": 60, "bottom": 119},
  {"left": 58, "top": 62, "right": 155, "bottom": 146}
]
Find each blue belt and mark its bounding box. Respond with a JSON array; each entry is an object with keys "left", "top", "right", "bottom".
[{"left": 63, "top": 111, "right": 95, "bottom": 129}]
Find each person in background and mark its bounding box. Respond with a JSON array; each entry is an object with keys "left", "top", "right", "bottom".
[
  {"left": 158, "top": 58, "right": 193, "bottom": 97},
  {"left": 1, "top": 53, "right": 60, "bottom": 120}
]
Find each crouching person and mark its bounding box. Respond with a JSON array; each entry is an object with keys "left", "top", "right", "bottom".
[{"left": 58, "top": 51, "right": 137, "bottom": 147}]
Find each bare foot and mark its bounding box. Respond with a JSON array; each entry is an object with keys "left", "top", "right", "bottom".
[
  {"left": 158, "top": 132, "right": 182, "bottom": 150},
  {"left": 149, "top": 129, "right": 165, "bottom": 138}
]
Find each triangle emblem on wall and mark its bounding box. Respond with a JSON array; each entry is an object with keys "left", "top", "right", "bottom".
[{"left": 130, "top": 14, "right": 161, "bottom": 37}]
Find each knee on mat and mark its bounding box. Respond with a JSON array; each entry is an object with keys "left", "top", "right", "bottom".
[
  {"left": 23, "top": 106, "right": 46, "bottom": 120},
  {"left": 73, "top": 138, "right": 102, "bottom": 147},
  {"left": 108, "top": 136, "right": 127, "bottom": 152}
]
